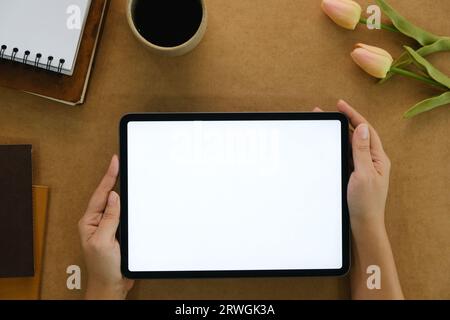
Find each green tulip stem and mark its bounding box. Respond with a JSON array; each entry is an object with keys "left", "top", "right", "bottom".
[
  {"left": 359, "top": 17, "right": 399, "bottom": 33},
  {"left": 390, "top": 67, "right": 448, "bottom": 90}
]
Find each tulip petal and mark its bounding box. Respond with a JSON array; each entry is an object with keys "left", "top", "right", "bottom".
[{"left": 355, "top": 43, "right": 394, "bottom": 62}]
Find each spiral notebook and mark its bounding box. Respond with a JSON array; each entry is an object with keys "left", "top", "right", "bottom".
[
  {"left": 0, "top": 0, "right": 91, "bottom": 76},
  {"left": 0, "top": 0, "right": 108, "bottom": 105}
]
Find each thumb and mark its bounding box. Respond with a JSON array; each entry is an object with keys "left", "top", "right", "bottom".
[
  {"left": 98, "top": 191, "right": 120, "bottom": 241},
  {"left": 352, "top": 124, "right": 374, "bottom": 172}
]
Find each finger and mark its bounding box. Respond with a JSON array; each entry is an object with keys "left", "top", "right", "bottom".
[
  {"left": 337, "top": 100, "right": 384, "bottom": 153},
  {"left": 337, "top": 99, "right": 367, "bottom": 127},
  {"left": 348, "top": 128, "right": 355, "bottom": 172},
  {"left": 352, "top": 124, "right": 375, "bottom": 172},
  {"left": 98, "top": 191, "right": 121, "bottom": 241},
  {"left": 312, "top": 107, "right": 324, "bottom": 112},
  {"left": 85, "top": 155, "right": 119, "bottom": 215}
]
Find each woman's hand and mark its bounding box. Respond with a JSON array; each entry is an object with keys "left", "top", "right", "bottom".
[
  {"left": 78, "top": 155, "right": 134, "bottom": 300},
  {"left": 315, "top": 100, "right": 403, "bottom": 299},
  {"left": 315, "top": 100, "right": 391, "bottom": 231},
  {"left": 338, "top": 100, "right": 391, "bottom": 231}
]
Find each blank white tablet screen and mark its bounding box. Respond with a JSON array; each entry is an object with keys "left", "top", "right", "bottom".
[{"left": 127, "top": 120, "right": 342, "bottom": 271}]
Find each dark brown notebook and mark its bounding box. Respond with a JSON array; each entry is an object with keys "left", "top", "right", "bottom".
[
  {"left": 0, "top": 0, "right": 109, "bottom": 106},
  {"left": 0, "top": 145, "right": 34, "bottom": 278}
]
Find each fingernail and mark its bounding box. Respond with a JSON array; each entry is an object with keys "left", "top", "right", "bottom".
[
  {"left": 108, "top": 191, "right": 118, "bottom": 204},
  {"left": 358, "top": 124, "right": 369, "bottom": 140}
]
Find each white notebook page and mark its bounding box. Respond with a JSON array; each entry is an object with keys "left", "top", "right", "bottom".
[{"left": 0, "top": 0, "right": 91, "bottom": 75}]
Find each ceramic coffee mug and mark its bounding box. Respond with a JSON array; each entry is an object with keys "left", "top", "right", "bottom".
[{"left": 127, "top": 0, "right": 207, "bottom": 57}]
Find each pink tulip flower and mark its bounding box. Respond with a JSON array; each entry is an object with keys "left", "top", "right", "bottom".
[
  {"left": 351, "top": 43, "right": 394, "bottom": 79},
  {"left": 321, "top": 0, "right": 362, "bottom": 30}
]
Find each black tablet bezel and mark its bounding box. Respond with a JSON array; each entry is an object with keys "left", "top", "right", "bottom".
[{"left": 120, "top": 112, "right": 350, "bottom": 279}]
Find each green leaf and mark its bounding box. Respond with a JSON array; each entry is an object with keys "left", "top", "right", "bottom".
[
  {"left": 404, "top": 92, "right": 450, "bottom": 118},
  {"left": 376, "top": 0, "right": 441, "bottom": 46},
  {"left": 404, "top": 46, "right": 450, "bottom": 89},
  {"left": 381, "top": 38, "right": 450, "bottom": 83}
]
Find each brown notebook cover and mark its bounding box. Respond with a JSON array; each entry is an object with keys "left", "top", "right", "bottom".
[
  {"left": 0, "top": 186, "right": 49, "bottom": 299},
  {"left": 0, "top": 0, "right": 109, "bottom": 106},
  {"left": 0, "top": 145, "right": 34, "bottom": 278}
]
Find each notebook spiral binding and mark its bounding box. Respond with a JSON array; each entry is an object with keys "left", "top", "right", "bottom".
[{"left": 0, "top": 44, "right": 66, "bottom": 73}]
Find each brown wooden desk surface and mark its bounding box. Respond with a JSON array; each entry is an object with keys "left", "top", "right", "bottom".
[{"left": 1, "top": 0, "right": 448, "bottom": 299}]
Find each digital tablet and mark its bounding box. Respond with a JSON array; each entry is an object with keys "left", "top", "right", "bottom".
[{"left": 120, "top": 113, "right": 350, "bottom": 278}]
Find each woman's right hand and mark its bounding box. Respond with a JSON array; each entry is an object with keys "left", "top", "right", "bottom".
[{"left": 315, "top": 100, "right": 391, "bottom": 231}]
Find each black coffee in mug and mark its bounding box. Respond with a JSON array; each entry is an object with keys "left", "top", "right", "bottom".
[{"left": 132, "top": 0, "right": 203, "bottom": 48}]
